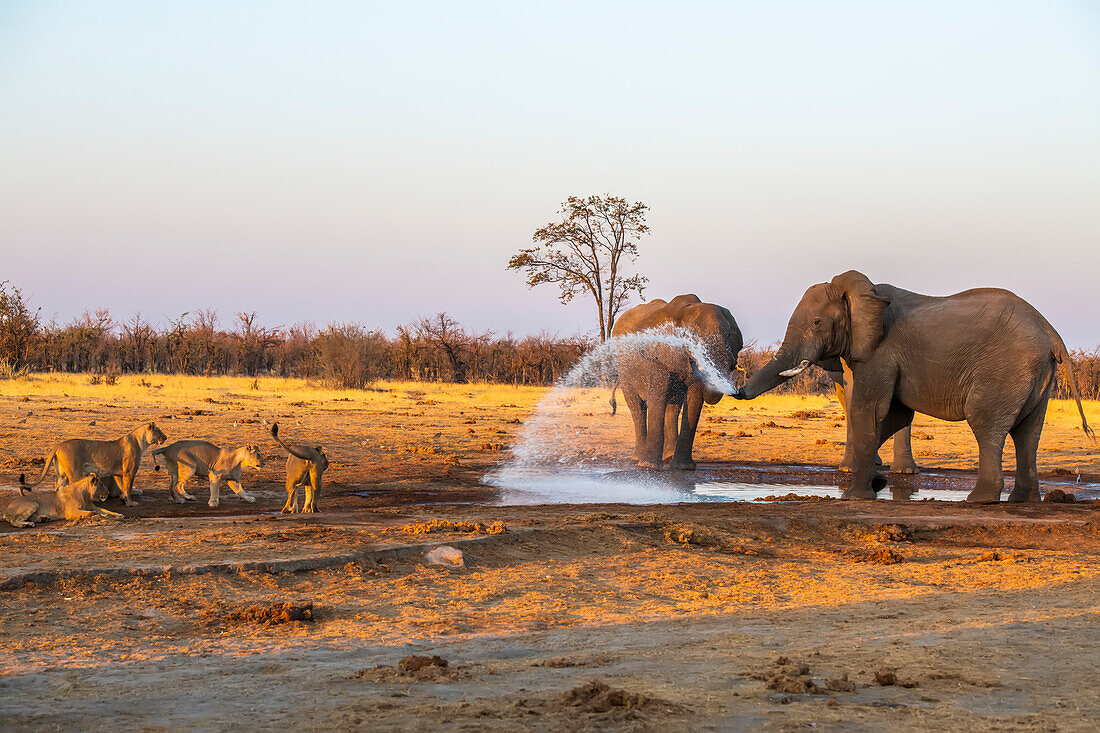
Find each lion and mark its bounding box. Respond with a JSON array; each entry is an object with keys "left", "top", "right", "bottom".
[
  {"left": 4, "top": 474, "right": 124, "bottom": 528},
  {"left": 151, "top": 440, "right": 264, "bottom": 508},
  {"left": 271, "top": 423, "right": 330, "bottom": 513},
  {"left": 20, "top": 422, "right": 167, "bottom": 507}
]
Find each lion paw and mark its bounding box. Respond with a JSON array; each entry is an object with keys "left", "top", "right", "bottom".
[
  {"left": 241, "top": 494, "right": 256, "bottom": 503},
  {"left": 208, "top": 501, "right": 219, "bottom": 509}
]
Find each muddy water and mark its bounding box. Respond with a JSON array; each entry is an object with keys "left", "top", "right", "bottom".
[{"left": 486, "top": 463, "right": 1100, "bottom": 505}]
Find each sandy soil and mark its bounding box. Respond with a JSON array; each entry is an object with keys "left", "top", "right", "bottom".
[{"left": 1, "top": 375, "right": 1098, "bottom": 731}]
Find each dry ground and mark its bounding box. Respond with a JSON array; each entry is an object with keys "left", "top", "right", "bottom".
[{"left": 1, "top": 374, "right": 1098, "bottom": 731}]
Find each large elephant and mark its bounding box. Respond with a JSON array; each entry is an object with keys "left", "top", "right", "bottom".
[
  {"left": 736, "top": 270, "right": 1091, "bottom": 502},
  {"left": 826, "top": 360, "right": 919, "bottom": 474},
  {"left": 611, "top": 294, "right": 743, "bottom": 470}
]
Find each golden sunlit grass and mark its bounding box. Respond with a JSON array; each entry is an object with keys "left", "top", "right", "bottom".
[{"left": 2, "top": 373, "right": 1097, "bottom": 477}]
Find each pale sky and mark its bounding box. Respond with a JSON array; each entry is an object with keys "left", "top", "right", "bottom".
[{"left": 2, "top": 1, "right": 1098, "bottom": 346}]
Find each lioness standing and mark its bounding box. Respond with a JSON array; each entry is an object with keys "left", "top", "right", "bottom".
[
  {"left": 4, "top": 474, "right": 124, "bottom": 528},
  {"left": 151, "top": 440, "right": 264, "bottom": 508},
  {"left": 271, "top": 423, "right": 329, "bottom": 513},
  {"left": 20, "top": 422, "right": 167, "bottom": 507}
]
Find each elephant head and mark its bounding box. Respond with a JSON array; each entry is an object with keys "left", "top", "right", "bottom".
[{"left": 739, "top": 270, "right": 889, "bottom": 399}]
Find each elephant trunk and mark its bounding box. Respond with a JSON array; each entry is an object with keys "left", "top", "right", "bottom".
[{"left": 740, "top": 348, "right": 807, "bottom": 400}]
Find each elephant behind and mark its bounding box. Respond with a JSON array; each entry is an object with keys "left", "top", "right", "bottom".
[
  {"left": 737, "top": 270, "right": 1091, "bottom": 502},
  {"left": 610, "top": 294, "right": 742, "bottom": 470}
]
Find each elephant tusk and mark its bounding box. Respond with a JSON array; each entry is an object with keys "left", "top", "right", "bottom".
[{"left": 779, "top": 359, "right": 811, "bottom": 377}]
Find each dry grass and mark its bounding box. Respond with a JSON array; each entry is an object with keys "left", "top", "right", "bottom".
[{"left": 1, "top": 374, "right": 1098, "bottom": 482}]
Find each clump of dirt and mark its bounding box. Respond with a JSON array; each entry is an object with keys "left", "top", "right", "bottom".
[
  {"left": 855, "top": 548, "right": 905, "bottom": 565},
  {"left": 561, "top": 680, "right": 651, "bottom": 713},
  {"left": 754, "top": 493, "right": 834, "bottom": 502},
  {"left": 845, "top": 523, "right": 911, "bottom": 543},
  {"left": 789, "top": 410, "right": 825, "bottom": 419},
  {"left": 352, "top": 655, "right": 465, "bottom": 683},
  {"left": 406, "top": 445, "right": 439, "bottom": 455},
  {"left": 217, "top": 602, "right": 314, "bottom": 626},
  {"left": 752, "top": 657, "right": 824, "bottom": 694},
  {"left": 1044, "top": 489, "right": 1078, "bottom": 503},
  {"left": 825, "top": 672, "right": 856, "bottom": 692},
  {"left": 400, "top": 519, "right": 506, "bottom": 535},
  {"left": 871, "top": 524, "right": 911, "bottom": 542},
  {"left": 874, "top": 668, "right": 918, "bottom": 688},
  {"left": 400, "top": 654, "right": 448, "bottom": 673},
  {"left": 477, "top": 443, "right": 504, "bottom": 451},
  {"left": 662, "top": 523, "right": 762, "bottom": 556}
]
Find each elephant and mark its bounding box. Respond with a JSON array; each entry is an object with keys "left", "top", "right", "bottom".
[
  {"left": 736, "top": 270, "right": 1091, "bottom": 502},
  {"left": 610, "top": 294, "right": 743, "bottom": 470},
  {"left": 826, "top": 359, "right": 919, "bottom": 474}
]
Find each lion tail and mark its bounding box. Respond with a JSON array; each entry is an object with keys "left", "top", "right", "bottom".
[{"left": 19, "top": 450, "right": 58, "bottom": 493}]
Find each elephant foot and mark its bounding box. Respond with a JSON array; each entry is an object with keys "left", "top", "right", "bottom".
[
  {"left": 837, "top": 464, "right": 853, "bottom": 473},
  {"left": 841, "top": 486, "right": 877, "bottom": 500},
  {"left": 890, "top": 461, "right": 921, "bottom": 475},
  {"left": 965, "top": 488, "right": 1002, "bottom": 504},
  {"left": 1007, "top": 487, "right": 1039, "bottom": 503},
  {"left": 871, "top": 473, "right": 888, "bottom": 493},
  {"left": 669, "top": 458, "right": 697, "bottom": 471},
  {"left": 636, "top": 459, "right": 662, "bottom": 470}
]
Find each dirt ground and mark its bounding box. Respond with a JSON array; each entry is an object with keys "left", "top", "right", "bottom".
[{"left": 1, "top": 375, "right": 1098, "bottom": 731}]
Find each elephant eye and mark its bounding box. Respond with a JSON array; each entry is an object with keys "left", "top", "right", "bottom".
[{"left": 811, "top": 317, "right": 823, "bottom": 329}]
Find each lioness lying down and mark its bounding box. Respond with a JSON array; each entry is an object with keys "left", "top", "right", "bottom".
[
  {"left": 151, "top": 441, "right": 264, "bottom": 508},
  {"left": 271, "top": 423, "right": 329, "bottom": 513},
  {"left": 4, "top": 474, "right": 124, "bottom": 528},
  {"left": 20, "top": 422, "right": 167, "bottom": 507}
]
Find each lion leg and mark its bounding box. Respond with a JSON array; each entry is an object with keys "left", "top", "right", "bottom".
[
  {"left": 304, "top": 465, "right": 323, "bottom": 513},
  {"left": 120, "top": 470, "right": 138, "bottom": 506},
  {"left": 227, "top": 479, "right": 255, "bottom": 504},
  {"left": 281, "top": 464, "right": 307, "bottom": 514},
  {"left": 102, "top": 475, "right": 121, "bottom": 498},
  {"left": 7, "top": 504, "right": 38, "bottom": 528},
  {"left": 208, "top": 476, "right": 222, "bottom": 508},
  {"left": 94, "top": 506, "right": 124, "bottom": 519},
  {"left": 176, "top": 468, "right": 196, "bottom": 502}
]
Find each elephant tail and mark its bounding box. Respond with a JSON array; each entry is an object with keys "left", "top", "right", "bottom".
[
  {"left": 609, "top": 383, "right": 619, "bottom": 416},
  {"left": 1049, "top": 331, "right": 1094, "bottom": 441}
]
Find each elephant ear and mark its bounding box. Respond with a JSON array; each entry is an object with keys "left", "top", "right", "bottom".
[{"left": 830, "top": 270, "right": 889, "bottom": 363}]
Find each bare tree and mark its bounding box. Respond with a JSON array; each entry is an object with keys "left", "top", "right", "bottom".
[
  {"left": 0, "top": 281, "right": 40, "bottom": 370},
  {"left": 416, "top": 312, "right": 482, "bottom": 383},
  {"left": 508, "top": 194, "right": 649, "bottom": 341}
]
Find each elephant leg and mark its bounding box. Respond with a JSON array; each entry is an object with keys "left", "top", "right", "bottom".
[
  {"left": 1008, "top": 392, "right": 1050, "bottom": 503},
  {"left": 670, "top": 384, "right": 704, "bottom": 471},
  {"left": 662, "top": 401, "right": 682, "bottom": 465},
  {"left": 890, "top": 424, "right": 920, "bottom": 474},
  {"left": 638, "top": 386, "right": 667, "bottom": 469},
  {"left": 841, "top": 399, "right": 887, "bottom": 500},
  {"left": 965, "top": 409, "right": 1011, "bottom": 504},
  {"left": 834, "top": 379, "right": 856, "bottom": 472},
  {"left": 622, "top": 388, "right": 647, "bottom": 462},
  {"left": 834, "top": 366, "right": 884, "bottom": 472}
]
